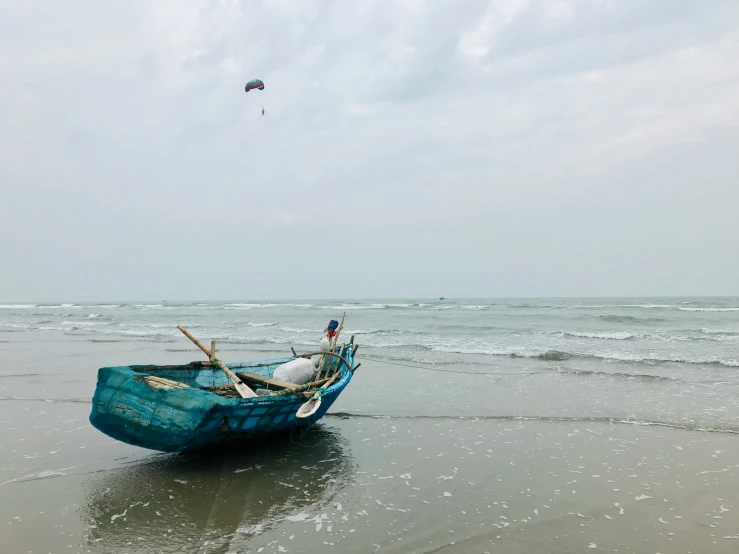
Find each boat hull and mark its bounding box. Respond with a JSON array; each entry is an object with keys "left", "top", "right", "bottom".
[{"left": 89, "top": 354, "right": 354, "bottom": 453}]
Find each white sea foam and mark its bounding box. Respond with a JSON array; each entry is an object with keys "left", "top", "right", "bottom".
[
  {"left": 278, "top": 326, "right": 317, "bottom": 333},
  {"left": 61, "top": 320, "right": 110, "bottom": 327},
  {"left": 563, "top": 331, "right": 636, "bottom": 340},
  {"left": 678, "top": 307, "right": 739, "bottom": 312},
  {"left": 700, "top": 328, "right": 739, "bottom": 335},
  {"left": 224, "top": 303, "right": 280, "bottom": 309},
  {"left": 323, "top": 304, "right": 389, "bottom": 310},
  {"left": 619, "top": 304, "right": 676, "bottom": 309}
]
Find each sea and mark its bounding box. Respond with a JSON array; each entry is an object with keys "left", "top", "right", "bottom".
[{"left": 2, "top": 297, "right": 739, "bottom": 553}]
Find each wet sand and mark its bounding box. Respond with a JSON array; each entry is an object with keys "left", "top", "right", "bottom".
[{"left": 2, "top": 331, "right": 739, "bottom": 553}]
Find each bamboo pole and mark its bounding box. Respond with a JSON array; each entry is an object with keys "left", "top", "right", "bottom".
[
  {"left": 197, "top": 359, "right": 293, "bottom": 370},
  {"left": 330, "top": 343, "right": 347, "bottom": 377},
  {"left": 196, "top": 351, "right": 351, "bottom": 372},
  {"left": 177, "top": 326, "right": 256, "bottom": 399},
  {"left": 207, "top": 375, "right": 333, "bottom": 394}
]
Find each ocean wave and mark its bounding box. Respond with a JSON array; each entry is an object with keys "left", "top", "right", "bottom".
[
  {"left": 599, "top": 315, "right": 665, "bottom": 324},
  {"left": 322, "top": 304, "right": 391, "bottom": 310},
  {"left": 350, "top": 328, "right": 412, "bottom": 336},
  {"left": 0, "top": 304, "right": 37, "bottom": 309},
  {"left": 90, "top": 328, "right": 178, "bottom": 338},
  {"left": 33, "top": 304, "right": 83, "bottom": 309},
  {"left": 678, "top": 307, "right": 739, "bottom": 312},
  {"left": 699, "top": 328, "right": 739, "bottom": 336},
  {"left": 587, "top": 323, "right": 737, "bottom": 343},
  {"left": 219, "top": 335, "right": 315, "bottom": 347},
  {"left": 427, "top": 343, "right": 569, "bottom": 360},
  {"left": 122, "top": 321, "right": 200, "bottom": 329},
  {"left": 325, "top": 413, "right": 739, "bottom": 435},
  {"left": 61, "top": 320, "right": 112, "bottom": 327},
  {"left": 0, "top": 322, "right": 62, "bottom": 331},
  {"left": 607, "top": 304, "right": 739, "bottom": 312},
  {"left": 321, "top": 303, "right": 437, "bottom": 310},
  {"left": 618, "top": 304, "right": 677, "bottom": 309},
  {"left": 222, "top": 303, "right": 317, "bottom": 310},
  {"left": 0, "top": 395, "right": 90, "bottom": 405},
  {"left": 278, "top": 326, "right": 317, "bottom": 333},
  {"left": 224, "top": 303, "right": 280, "bottom": 309},
  {"left": 426, "top": 304, "right": 489, "bottom": 311},
  {"left": 562, "top": 331, "right": 636, "bottom": 340},
  {"left": 554, "top": 367, "right": 681, "bottom": 383},
  {"left": 517, "top": 303, "right": 739, "bottom": 312},
  {"left": 420, "top": 342, "right": 739, "bottom": 367},
  {"left": 584, "top": 351, "right": 739, "bottom": 368},
  {"left": 279, "top": 326, "right": 413, "bottom": 336}
]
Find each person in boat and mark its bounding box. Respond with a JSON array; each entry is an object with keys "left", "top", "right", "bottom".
[{"left": 262, "top": 108, "right": 265, "bottom": 116}]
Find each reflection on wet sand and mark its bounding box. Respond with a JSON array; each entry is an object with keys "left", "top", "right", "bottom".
[{"left": 81, "top": 426, "right": 355, "bottom": 553}]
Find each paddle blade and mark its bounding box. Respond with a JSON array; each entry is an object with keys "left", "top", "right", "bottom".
[
  {"left": 234, "top": 381, "right": 257, "bottom": 399},
  {"left": 296, "top": 396, "right": 321, "bottom": 419}
]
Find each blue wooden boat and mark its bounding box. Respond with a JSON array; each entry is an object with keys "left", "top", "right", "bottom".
[{"left": 89, "top": 343, "right": 356, "bottom": 453}]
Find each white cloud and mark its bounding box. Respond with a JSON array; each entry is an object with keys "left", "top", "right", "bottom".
[
  {"left": 459, "top": 0, "right": 530, "bottom": 61},
  {"left": 1, "top": 0, "right": 738, "bottom": 298}
]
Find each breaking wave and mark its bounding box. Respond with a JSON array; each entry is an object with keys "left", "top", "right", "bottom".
[
  {"left": 599, "top": 315, "right": 665, "bottom": 324},
  {"left": 325, "top": 413, "right": 739, "bottom": 434},
  {"left": 562, "top": 331, "right": 636, "bottom": 340}
]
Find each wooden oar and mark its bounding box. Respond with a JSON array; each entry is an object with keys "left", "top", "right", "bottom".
[
  {"left": 177, "top": 325, "right": 256, "bottom": 399},
  {"left": 295, "top": 370, "right": 342, "bottom": 419}
]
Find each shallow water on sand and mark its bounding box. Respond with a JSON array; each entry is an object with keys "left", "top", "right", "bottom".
[{"left": 2, "top": 298, "right": 739, "bottom": 552}]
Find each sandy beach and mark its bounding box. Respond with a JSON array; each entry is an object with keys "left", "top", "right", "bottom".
[{"left": 2, "top": 301, "right": 738, "bottom": 553}]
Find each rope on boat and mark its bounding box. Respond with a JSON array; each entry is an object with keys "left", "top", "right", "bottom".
[{"left": 359, "top": 355, "right": 540, "bottom": 376}]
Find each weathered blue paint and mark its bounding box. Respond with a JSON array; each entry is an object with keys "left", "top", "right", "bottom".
[{"left": 89, "top": 347, "right": 355, "bottom": 453}]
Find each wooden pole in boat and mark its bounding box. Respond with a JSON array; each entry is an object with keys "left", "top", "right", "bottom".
[
  {"left": 177, "top": 325, "right": 256, "bottom": 399},
  {"left": 331, "top": 343, "right": 347, "bottom": 378}
]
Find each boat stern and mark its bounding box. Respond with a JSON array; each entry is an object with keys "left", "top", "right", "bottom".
[{"left": 89, "top": 366, "right": 228, "bottom": 452}]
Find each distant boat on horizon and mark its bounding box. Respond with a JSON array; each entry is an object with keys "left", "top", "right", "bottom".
[{"left": 439, "top": 297, "right": 447, "bottom": 301}]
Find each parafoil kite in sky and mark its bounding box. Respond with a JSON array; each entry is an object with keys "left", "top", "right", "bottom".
[{"left": 244, "top": 79, "right": 265, "bottom": 93}]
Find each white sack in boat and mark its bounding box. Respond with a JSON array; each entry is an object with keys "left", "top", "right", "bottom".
[{"left": 273, "top": 358, "right": 315, "bottom": 385}]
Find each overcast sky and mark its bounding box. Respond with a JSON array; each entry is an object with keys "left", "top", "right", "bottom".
[{"left": 1, "top": 0, "right": 738, "bottom": 300}]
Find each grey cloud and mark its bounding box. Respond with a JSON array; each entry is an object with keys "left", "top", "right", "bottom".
[{"left": 1, "top": 0, "right": 738, "bottom": 300}]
